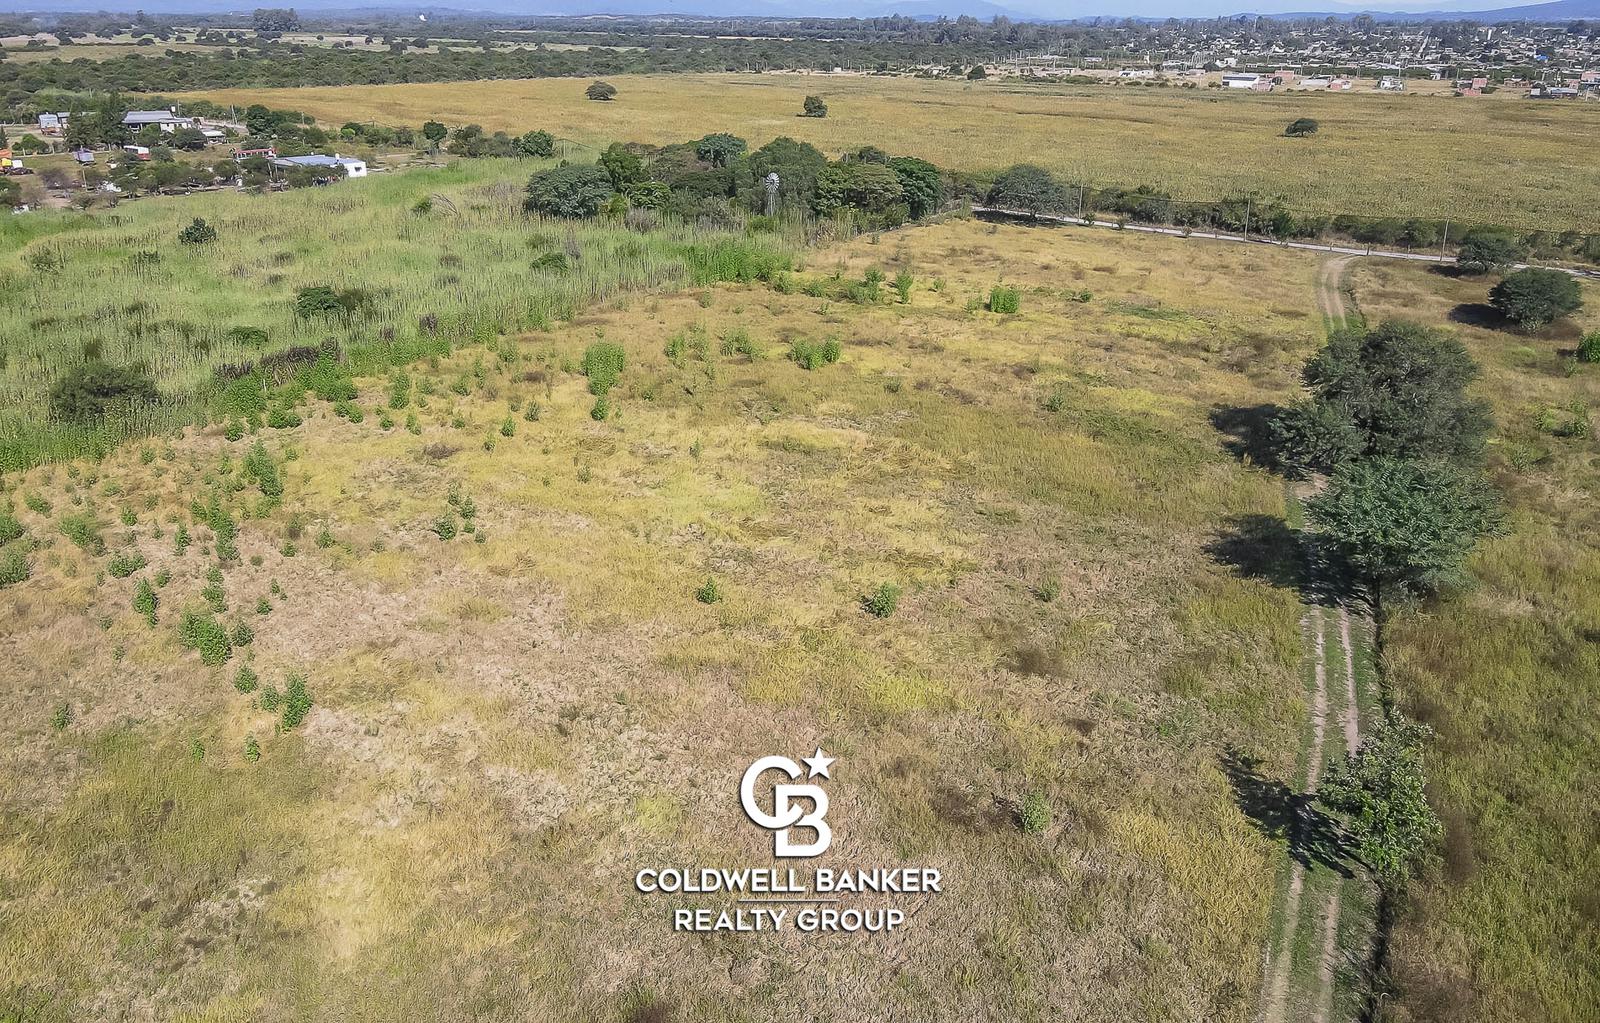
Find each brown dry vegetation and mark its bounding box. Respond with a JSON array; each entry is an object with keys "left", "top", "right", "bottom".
[
  {"left": 0, "top": 219, "right": 1316, "bottom": 1022},
  {"left": 187, "top": 73, "right": 1600, "bottom": 230}
]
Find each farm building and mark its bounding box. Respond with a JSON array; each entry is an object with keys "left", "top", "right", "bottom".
[
  {"left": 122, "top": 109, "right": 196, "bottom": 132},
  {"left": 272, "top": 154, "right": 368, "bottom": 178},
  {"left": 1222, "top": 73, "right": 1261, "bottom": 89}
]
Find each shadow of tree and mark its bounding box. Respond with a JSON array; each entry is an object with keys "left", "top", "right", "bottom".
[
  {"left": 1209, "top": 403, "right": 1286, "bottom": 468},
  {"left": 1221, "top": 747, "right": 1354, "bottom": 877},
  {"left": 1447, "top": 302, "right": 1503, "bottom": 329},
  {"left": 1206, "top": 513, "right": 1305, "bottom": 594}
]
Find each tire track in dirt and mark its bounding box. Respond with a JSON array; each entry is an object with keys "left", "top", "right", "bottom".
[{"left": 1260, "top": 256, "right": 1366, "bottom": 1023}]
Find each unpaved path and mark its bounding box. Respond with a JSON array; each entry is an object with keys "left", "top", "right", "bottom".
[{"left": 1258, "top": 256, "right": 1368, "bottom": 1023}]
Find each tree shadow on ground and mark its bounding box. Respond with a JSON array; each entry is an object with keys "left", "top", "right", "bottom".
[
  {"left": 1206, "top": 513, "right": 1305, "bottom": 595},
  {"left": 1428, "top": 263, "right": 1477, "bottom": 280},
  {"left": 1209, "top": 403, "right": 1286, "bottom": 468},
  {"left": 1448, "top": 302, "right": 1504, "bottom": 329},
  {"left": 1221, "top": 747, "right": 1354, "bottom": 877}
]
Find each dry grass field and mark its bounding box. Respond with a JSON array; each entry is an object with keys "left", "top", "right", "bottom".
[
  {"left": 0, "top": 218, "right": 1320, "bottom": 1022},
  {"left": 188, "top": 74, "right": 1600, "bottom": 231}
]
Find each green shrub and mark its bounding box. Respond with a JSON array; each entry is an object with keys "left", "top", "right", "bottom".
[
  {"left": 894, "top": 270, "right": 914, "bottom": 303},
  {"left": 1578, "top": 331, "right": 1600, "bottom": 364},
  {"left": 234, "top": 664, "right": 259, "bottom": 693},
  {"left": 51, "top": 702, "right": 71, "bottom": 731},
  {"left": 177, "top": 217, "right": 218, "bottom": 245},
  {"left": 232, "top": 621, "right": 255, "bottom": 647},
  {"left": 0, "top": 546, "right": 30, "bottom": 588},
  {"left": 243, "top": 735, "right": 261, "bottom": 762},
  {"left": 108, "top": 551, "right": 147, "bottom": 578},
  {"left": 59, "top": 513, "right": 105, "bottom": 555},
  {"left": 133, "top": 578, "right": 158, "bottom": 625},
  {"left": 242, "top": 441, "right": 283, "bottom": 498},
  {"left": 49, "top": 361, "right": 158, "bottom": 422},
  {"left": 431, "top": 512, "right": 459, "bottom": 540},
  {"left": 281, "top": 673, "right": 313, "bottom": 729},
  {"left": 256, "top": 596, "right": 272, "bottom": 615},
  {"left": 862, "top": 582, "right": 901, "bottom": 619},
  {"left": 259, "top": 683, "right": 281, "bottom": 711},
  {"left": 23, "top": 493, "right": 50, "bottom": 516},
  {"left": 173, "top": 523, "right": 190, "bottom": 555},
  {"left": 696, "top": 577, "right": 722, "bottom": 604},
  {"left": 582, "top": 340, "right": 627, "bottom": 395},
  {"left": 500, "top": 417, "right": 516, "bottom": 438},
  {"left": 1018, "top": 791, "right": 1052, "bottom": 833},
  {"left": 590, "top": 396, "right": 611, "bottom": 421},
  {"left": 0, "top": 509, "right": 23, "bottom": 545},
  {"left": 988, "top": 285, "right": 1021, "bottom": 314},
  {"left": 179, "top": 609, "right": 233, "bottom": 666},
  {"left": 295, "top": 285, "right": 369, "bottom": 318}
]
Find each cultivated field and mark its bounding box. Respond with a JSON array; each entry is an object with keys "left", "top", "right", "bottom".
[
  {"left": 189, "top": 74, "right": 1600, "bottom": 231},
  {"left": 0, "top": 215, "right": 1320, "bottom": 1021}
]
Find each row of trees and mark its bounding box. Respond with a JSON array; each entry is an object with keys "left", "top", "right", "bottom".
[
  {"left": 520, "top": 134, "right": 955, "bottom": 228},
  {"left": 1273, "top": 321, "right": 1503, "bottom": 887},
  {"left": 980, "top": 164, "right": 1600, "bottom": 267}
]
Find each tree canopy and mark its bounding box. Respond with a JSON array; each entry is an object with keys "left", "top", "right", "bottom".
[
  {"left": 523, "top": 164, "right": 613, "bottom": 218},
  {"left": 1456, "top": 227, "right": 1525, "bottom": 274},
  {"left": 585, "top": 81, "right": 617, "bottom": 101},
  {"left": 1275, "top": 320, "right": 1493, "bottom": 472},
  {"left": 1319, "top": 715, "right": 1442, "bottom": 887},
  {"left": 1488, "top": 268, "right": 1583, "bottom": 330},
  {"left": 1306, "top": 456, "right": 1501, "bottom": 593},
  {"left": 48, "top": 361, "right": 159, "bottom": 422},
  {"left": 985, "top": 164, "right": 1067, "bottom": 218},
  {"left": 1285, "top": 117, "right": 1320, "bottom": 137}
]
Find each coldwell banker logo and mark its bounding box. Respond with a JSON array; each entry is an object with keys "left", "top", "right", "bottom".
[
  {"left": 739, "top": 748, "right": 833, "bottom": 857},
  {"left": 634, "top": 749, "right": 943, "bottom": 934}
]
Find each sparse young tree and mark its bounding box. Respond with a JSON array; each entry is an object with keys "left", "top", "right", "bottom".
[
  {"left": 1456, "top": 227, "right": 1525, "bottom": 274},
  {"left": 515, "top": 129, "right": 555, "bottom": 158},
  {"left": 1488, "top": 267, "right": 1583, "bottom": 330},
  {"left": 420, "top": 120, "right": 447, "bottom": 152},
  {"left": 1285, "top": 117, "right": 1320, "bottom": 137},
  {"left": 802, "top": 95, "right": 828, "bottom": 117},
  {"left": 1319, "top": 714, "right": 1442, "bottom": 887}
]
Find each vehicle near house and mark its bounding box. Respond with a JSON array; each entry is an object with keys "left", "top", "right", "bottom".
[
  {"left": 122, "top": 144, "right": 151, "bottom": 161},
  {"left": 272, "top": 153, "right": 367, "bottom": 178}
]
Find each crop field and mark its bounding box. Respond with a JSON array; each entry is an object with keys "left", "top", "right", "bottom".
[
  {"left": 0, "top": 158, "right": 790, "bottom": 470},
  {"left": 1344, "top": 259, "right": 1600, "bottom": 1023},
  {"left": 188, "top": 73, "right": 1600, "bottom": 231},
  {"left": 0, "top": 212, "right": 1324, "bottom": 1021}
]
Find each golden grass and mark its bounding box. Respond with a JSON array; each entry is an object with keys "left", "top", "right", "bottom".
[
  {"left": 0, "top": 216, "right": 1319, "bottom": 1022},
  {"left": 187, "top": 73, "right": 1600, "bottom": 229}
]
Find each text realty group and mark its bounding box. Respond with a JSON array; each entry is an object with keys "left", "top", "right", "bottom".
[{"left": 636, "top": 867, "right": 942, "bottom": 934}]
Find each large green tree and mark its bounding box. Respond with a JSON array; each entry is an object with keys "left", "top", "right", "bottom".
[
  {"left": 813, "top": 161, "right": 905, "bottom": 218},
  {"left": 693, "top": 132, "right": 746, "bottom": 169},
  {"left": 1306, "top": 456, "right": 1501, "bottom": 593},
  {"left": 1275, "top": 320, "right": 1493, "bottom": 472},
  {"left": 522, "top": 164, "right": 613, "bottom": 218},
  {"left": 888, "top": 156, "right": 943, "bottom": 220},
  {"left": 1488, "top": 267, "right": 1583, "bottom": 330},
  {"left": 49, "top": 361, "right": 159, "bottom": 422},
  {"left": 985, "top": 164, "right": 1066, "bottom": 218}
]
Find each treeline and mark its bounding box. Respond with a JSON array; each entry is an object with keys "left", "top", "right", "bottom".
[
  {"left": 520, "top": 134, "right": 960, "bottom": 230},
  {"left": 984, "top": 165, "right": 1600, "bottom": 266}
]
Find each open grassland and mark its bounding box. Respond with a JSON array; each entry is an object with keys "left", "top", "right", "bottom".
[
  {"left": 1345, "top": 260, "right": 1600, "bottom": 1023},
  {"left": 0, "top": 217, "right": 1319, "bottom": 1022},
  {"left": 0, "top": 157, "right": 790, "bottom": 469},
  {"left": 189, "top": 74, "right": 1600, "bottom": 231}
]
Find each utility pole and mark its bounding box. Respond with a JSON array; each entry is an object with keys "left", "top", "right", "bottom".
[
  {"left": 1243, "top": 197, "right": 1251, "bottom": 240},
  {"left": 1440, "top": 220, "right": 1450, "bottom": 261}
]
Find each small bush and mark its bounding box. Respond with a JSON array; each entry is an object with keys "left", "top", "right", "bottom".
[
  {"left": 696, "top": 577, "right": 722, "bottom": 604},
  {"left": 582, "top": 340, "right": 627, "bottom": 395},
  {"left": 591, "top": 396, "right": 611, "bottom": 421},
  {"left": 59, "top": 513, "right": 105, "bottom": 555},
  {"left": 179, "top": 609, "right": 233, "bottom": 666},
  {"left": 232, "top": 621, "right": 255, "bottom": 647},
  {"left": 1018, "top": 791, "right": 1052, "bottom": 833},
  {"left": 0, "top": 509, "right": 23, "bottom": 545},
  {"left": 281, "top": 673, "right": 313, "bottom": 729},
  {"left": 108, "top": 550, "right": 146, "bottom": 578},
  {"left": 243, "top": 735, "right": 261, "bottom": 762},
  {"left": 431, "top": 513, "right": 458, "bottom": 540},
  {"left": 234, "top": 664, "right": 259, "bottom": 693},
  {"left": 178, "top": 217, "right": 218, "bottom": 245},
  {"left": 988, "top": 285, "right": 1021, "bottom": 314},
  {"left": 862, "top": 582, "right": 901, "bottom": 619},
  {"left": 0, "top": 546, "right": 30, "bottom": 588},
  {"left": 51, "top": 702, "right": 72, "bottom": 731},
  {"left": 133, "top": 578, "right": 158, "bottom": 625},
  {"left": 1578, "top": 331, "right": 1600, "bottom": 364}
]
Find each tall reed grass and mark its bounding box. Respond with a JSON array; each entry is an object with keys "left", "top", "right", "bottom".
[{"left": 0, "top": 157, "right": 795, "bottom": 471}]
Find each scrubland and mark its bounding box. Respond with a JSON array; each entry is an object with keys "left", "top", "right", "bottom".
[{"left": 0, "top": 216, "right": 1320, "bottom": 1021}]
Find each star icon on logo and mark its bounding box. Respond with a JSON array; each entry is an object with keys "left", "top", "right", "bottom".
[{"left": 801, "top": 747, "right": 835, "bottom": 779}]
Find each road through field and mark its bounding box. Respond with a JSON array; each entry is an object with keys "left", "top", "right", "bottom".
[{"left": 1257, "top": 256, "right": 1372, "bottom": 1023}]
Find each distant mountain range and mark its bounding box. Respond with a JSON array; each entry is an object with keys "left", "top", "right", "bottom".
[{"left": 5, "top": 0, "right": 1600, "bottom": 24}]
